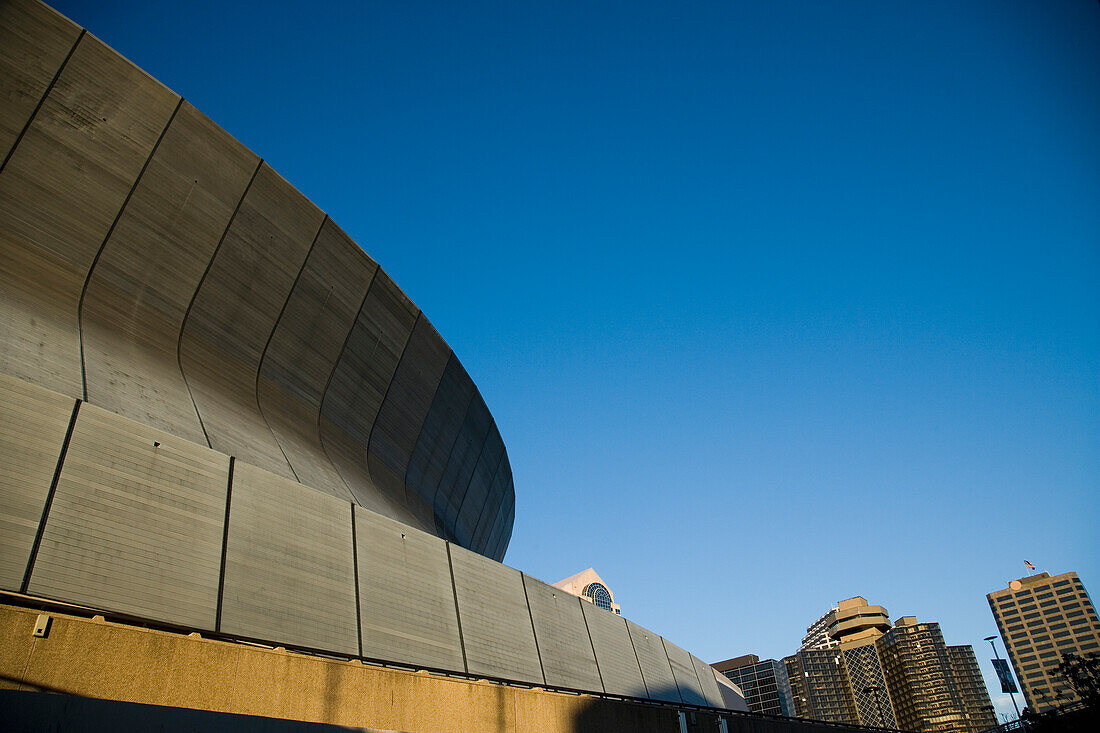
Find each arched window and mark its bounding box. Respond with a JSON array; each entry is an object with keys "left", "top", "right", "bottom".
[{"left": 583, "top": 582, "right": 613, "bottom": 611}]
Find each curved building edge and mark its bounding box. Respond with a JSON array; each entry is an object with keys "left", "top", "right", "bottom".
[
  {"left": 0, "top": 0, "right": 736, "bottom": 712},
  {"left": 0, "top": 0, "right": 510, "bottom": 560}
]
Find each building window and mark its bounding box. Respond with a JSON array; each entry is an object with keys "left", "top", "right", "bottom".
[{"left": 583, "top": 582, "right": 614, "bottom": 611}]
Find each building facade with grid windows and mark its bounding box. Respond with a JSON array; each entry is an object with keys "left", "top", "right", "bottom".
[
  {"left": 947, "top": 644, "right": 999, "bottom": 731},
  {"left": 713, "top": 654, "right": 796, "bottom": 717},
  {"left": 783, "top": 599, "right": 993, "bottom": 733},
  {"left": 876, "top": 617, "right": 975, "bottom": 733},
  {"left": 987, "top": 571, "right": 1100, "bottom": 712}
]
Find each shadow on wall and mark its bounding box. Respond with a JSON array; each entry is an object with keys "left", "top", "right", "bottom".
[
  {"left": 1, "top": 690, "right": 368, "bottom": 733},
  {"left": 571, "top": 686, "right": 725, "bottom": 733}
]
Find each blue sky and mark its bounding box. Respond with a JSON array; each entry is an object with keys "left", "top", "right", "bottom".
[{"left": 53, "top": 0, "right": 1098, "bottom": 719}]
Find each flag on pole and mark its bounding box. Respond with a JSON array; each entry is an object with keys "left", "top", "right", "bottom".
[{"left": 1024, "top": 561, "right": 1035, "bottom": 570}]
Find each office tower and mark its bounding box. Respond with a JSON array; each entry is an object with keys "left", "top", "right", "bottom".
[
  {"left": 786, "top": 599, "right": 992, "bottom": 733},
  {"left": 784, "top": 647, "right": 861, "bottom": 724},
  {"left": 713, "top": 654, "right": 796, "bottom": 716},
  {"left": 801, "top": 607, "right": 840, "bottom": 650},
  {"left": 552, "top": 568, "right": 622, "bottom": 615},
  {"left": 877, "top": 617, "right": 973, "bottom": 733},
  {"left": 786, "top": 597, "right": 899, "bottom": 727},
  {"left": 948, "top": 645, "right": 999, "bottom": 731},
  {"left": 987, "top": 571, "right": 1100, "bottom": 711}
]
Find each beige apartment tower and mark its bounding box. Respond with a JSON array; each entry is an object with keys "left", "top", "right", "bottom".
[
  {"left": 786, "top": 598, "right": 995, "bottom": 733},
  {"left": 947, "top": 645, "right": 999, "bottom": 731},
  {"left": 876, "top": 617, "right": 993, "bottom": 733},
  {"left": 987, "top": 571, "right": 1100, "bottom": 712},
  {"left": 785, "top": 597, "right": 897, "bottom": 728}
]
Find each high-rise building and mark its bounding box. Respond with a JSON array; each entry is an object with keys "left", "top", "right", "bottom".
[
  {"left": 785, "top": 598, "right": 993, "bottom": 733},
  {"left": 987, "top": 571, "right": 1100, "bottom": 711},
  {"left": 801, "top": 607, "right": 840, "bottom": 650},
  {"left": 784, "top": 647, "right": 861, "bottom": 725},
  {"left": 948, "top": 645, "right": 999, "bottom": 731},
  {"left": 877, "top": 617, "right": 972, "bottom": 733},
  {"left": 785, "top": 597, "right": 898, "bottom": 728},
  {"left": 552, "top": 568, "right": 621, "bottom": 615},
  {"left": 713, "top": 654, "right": 796, "bottom": 717}
]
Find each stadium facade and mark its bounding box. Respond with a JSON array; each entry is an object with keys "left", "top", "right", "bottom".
[{"left": 0, "top": 2, "right": 781, "bottom": 728}]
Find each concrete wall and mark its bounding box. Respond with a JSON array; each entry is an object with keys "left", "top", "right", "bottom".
[
  {"left": 0, "top": 604, "right": 716, "bottom": 733},
  {"left": 0, "top": 0, "right": 510, "bottom": 559},
  {"left": 0, "top": 603, "right": 883, "bottom": 733}
]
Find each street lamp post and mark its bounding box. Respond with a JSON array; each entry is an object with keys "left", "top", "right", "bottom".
[{"left": 984, "top": 635, "right": 1022, "bottom": 719}]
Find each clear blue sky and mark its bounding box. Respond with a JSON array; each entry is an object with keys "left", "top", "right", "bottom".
[{"left": 53, "top": 0, "right": 1098, "bottom": 719}]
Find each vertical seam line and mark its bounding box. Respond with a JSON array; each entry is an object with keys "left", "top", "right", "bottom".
[
  {"left": 469, "top": 445, "right": 507, "bottom": 553},
  {"left": 364, "top": 310, "right": 420, "bottom": 505},
  {"left": 625, "top": 620, "right": 651, "bottom": 699},
  {"left": 78, "top": 96, "right": 183, "bottom": 402},
  {"left": 350, "top": 504, "right": 363, "bottom": 658},
  {"left": 660, "top": 637, "right": 686, "bottom": 704},
  {"left": 465, "top": 437, "right": 505, "bottom": 552},
  {"left": 579, "top": 598, "right": 607, "bottom": 694},
  {"left": 176, "top": 157, "right": 264, "bottom": 448},
  {"left": 315, "top": 267, "right": 378, "bottom": 504},
  {"left": 401, "top": 350, "right": 451, "bottom": 520},
  {"left": 21, "top": 399, "right": 81, "bottom": 593},
  {"left": 520, "top": 573, "right": 548, "bottom": 686},
  {"left": 0, "top": 29, "right": 85, "bottom": 175},
  {"left": 215, "top": 455, "right": 235, "bottom": 633},
  {"left": 430, "top": 380, "right": 476, "bottom": 536},
  {"left": 448, "top": 419, "right": 491, "bottom": 544},
  {"left": 445, "top": 542, "right": 469, "bottom": 673},
  {"left": 254, "top": 214, "right": 328, "bottom": 483}
]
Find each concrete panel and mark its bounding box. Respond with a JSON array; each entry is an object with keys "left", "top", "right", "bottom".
[
  {"left": 353, "top": 506, "right": 464, "bottom": 671},
  {"left": 0, "top": 33, "right": 178, "bottom": 397},
  {"left": 483, "top": 483, "right": 512, "bottom": 563},
  {"left": 0, "top": 373, "right": 75, "bottom": 589},
  {"left": 320, "top": 271, "right": 418, "bottom": 525},
  {"left": 258, "top": 220, "right": 377, "bottom": 500},
  {"left": 522, "top": 575, "right": 603, "bottom": 691},
  {"left": 580, "top": 599, "right": 647, "bottom": 698},
  {"left": 433, "top": 392, "right": 491, "bottom": 538},
  {"left": 664, "top": 638, "right": 707, "bottom": 706},
  {"left": 489, "top": 493, "right": 516, "bottom": 563},
  {"left": 453, "top": 427, "right": 503, "bottom": 549},
  {"left": 181, "top": 163, "right": 322, "bottom": 475},
  {"left": 27, "top": 402, "right": 227, "bottom": 630},
  {"left": 82, "top": 101, "right": 257, "bottom": 444},
  {"left": 367, "top": 316, "right": 450, "bottom": 520},
  {"left": 626, "top": 619, "right": 681, "bottom": 703},
  {"left": 0, "top": 0, "right": 80, "bottom": 161},
  {"left": 404, "top": 356, "right": 474, "bottom": 529},
  {"left": 471, "top": 451, "right": 510, "bottom": 555},
  {"left": 449, "top": 543, "right": 543, "bottom": 684},
  {"left": 691, "top": 653, "right": 725, "bottom": 709},
  {"left": 220, "top": 461, "right": 358, "bottom": 655}
]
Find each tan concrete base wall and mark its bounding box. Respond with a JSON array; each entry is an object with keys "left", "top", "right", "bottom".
[{"left": 0, "top": 602, "right": 709, "bottom": 733}]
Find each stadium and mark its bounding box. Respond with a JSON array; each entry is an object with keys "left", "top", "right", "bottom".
[{"left": 1, "top": 2, "right": 877, "bottom": 731}]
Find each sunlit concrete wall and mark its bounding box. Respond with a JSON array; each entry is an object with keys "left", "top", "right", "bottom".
[
  {"left": 1, "top": 604, "right": 883, "bottom": 732},
  {"left": 0, "top": 0, "right": 725, "bottom": 712}
]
